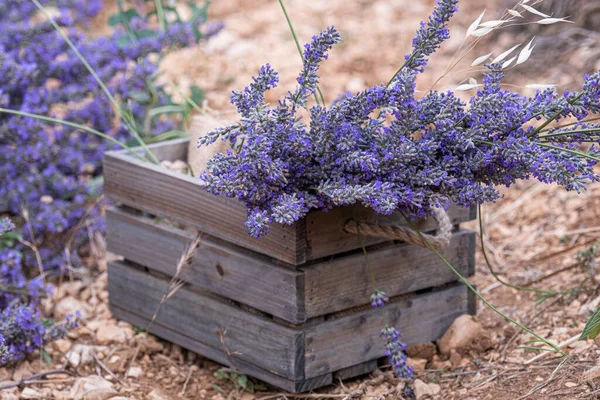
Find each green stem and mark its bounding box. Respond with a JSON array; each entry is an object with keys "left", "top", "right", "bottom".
[
  {"left": 386, "top": 53, "right": 416, "bottom": 88},
  {"left": 529, "top": 93, "right": 585, "bottom": 138},
  {"left": 277, "top": 0, "right": 323, "bottom": 106},
  {"left": 538, "top": 143, "right": 600, "bottom": 162},
  {"left": 154, "top": 0, "right": 166, "bottom": 31},
  {"left": 475, "top": 139, "right": 600, "bottom": 163},
  {"left": 539, "top": 116, "right": 600, "bottom": 133},
  {"left": 402, "top": 213, "right": 567, "bottom": 357},
  {"left": 0, "top": 108, "right": 148, "bottom": 162},
  {"left": 540, "top": 128, "right": 600, "bottom": 139},
  {"left": 31, "top": 0, "right": 160, "bottom": 164}
]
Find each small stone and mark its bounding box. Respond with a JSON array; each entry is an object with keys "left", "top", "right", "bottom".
[
  {"left": 0, "top": 367, "right": 11, "bottom": 381},
  {"left": 40, "top": 195, "right": 53, "bottom": 204},
  {"left": 51, "top": 390, "right": 72, "bottom": 400},
  {"left": 429, "top": 383, "right": 441, "bottom": 395},
  {"left": 0, "top": 387, "right": 19, "bottom": 400},
  {"left": 438, "top": 315, "right": 482, "bottom": 355},
  {"left": 96, "top": 325, "right": 128, "bottom": 344},
  {"left": 12, "top": 361, "right": 32, "bottom": 381},
  {"left": 565, "top": 382, "right": 577, "bottom": 388},
  {"left": 413, "top": 379, "right": 433, "bottom": 399},
  {"left": 69, "top": 376, "right": 117, "bottom": 400},
  {"left": 449, "top": 350, "right": 462, "bottom": 369},
  {"left": 583, "top": 366, "right": 600, "bottom": 381},
  {"left": 52, "top": 339, "right": 72, "bottom": 353},
  {"left": 430, "top": 355, "right": 452, "bottom": 371},
  {"left": 126, "top": 367, "right": 143, "bottom": 378},
  {"left": 54, "top": 296, "right": 88, "bottom": 321},
  {"left": 20, "top": 388, "right": 42, "bottom": 399},
  {"left": 170, "top": 160, "right": 188, "bottom": 172},
  {"left": 66, "top": 344, "right": 108, "bottom": 367},
  {"left": 406, "top": 342, "right": 437, "bottom": 361},
  {"left": 147, "top": 389, "right": 171, "bottom": 400},
  {"left": 407, "top": 358, "right": 428, "bottom": 372}
]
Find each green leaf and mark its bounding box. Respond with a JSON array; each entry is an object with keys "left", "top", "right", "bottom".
[
  {"left": 214, "top": 370, "right": 227, "bottom": 379},
  {"left": 212, "top": 384, "right": 225, "bottom": 393},
  {"left": 148, "top": 105, "right": 186, "bottom": 117},
  {"left": 581, "top": 306, "right": 600, "bottom": 340},
  {"left": 108, "top": 8, "right": 140, "bottom": 26},
  {"left": 40, "top": 348, "right": 52, "bottom": 364},
  {"left": 116, "top": 35, "right": 134, "bottom": 49},
  {"left": 237, "top": 374, "right": 248, "bottom": 389},
  {"left": 189, "top": 85, "right": 204, "bottom": 106},
  {"left": 136, "top": 29, "right": 159, "bottom": 40},
  {"left": 87, "top": 176, "right": 104, "bottom": 197},
  {"left": 145, "top": 130, "right": 188, "bottom": 144}
]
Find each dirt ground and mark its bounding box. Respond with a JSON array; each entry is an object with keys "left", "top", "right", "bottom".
[{"left": 3, "top": 0, "right": 600, "bottom": 399}]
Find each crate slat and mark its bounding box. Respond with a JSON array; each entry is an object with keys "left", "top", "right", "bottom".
[
  {"left": 108, "top": 261, "right": 474, "bottom": 388},
  {"left": 104, "top": 148, "right": 305, "bottom": 265},
  {"left": 106, "top": 207, "right": 305, "bottom": 322},
  {"left": 302, "top": 229, "right": 475, "bottom": 317},
  {"left": 303, "top": 283, "right": 474, "bottom": 378},
  {"left": 109, "top": 305, "right": 334, "bottom": 392},
  {"left": 305, "top": 204, "right": 476, "bottom": 260},
  {"left": 104, "top": 139, "right": 476, "bottom": 265},
  {"left": 107, "top": 206, "right": 475, "bottom": 323},
  {"left": 108, "top": 261, "right": 304, "bottom": 380}
]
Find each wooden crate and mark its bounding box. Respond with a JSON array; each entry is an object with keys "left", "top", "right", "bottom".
[{"left": 104, "top": 139, "right": 477, "bottom": 392}]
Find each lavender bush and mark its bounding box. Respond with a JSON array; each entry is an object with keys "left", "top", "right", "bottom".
[
  {"left": 0, "top": 0, "right": 219, "bottom": 363},
  {"left": 199, "top": 0, "right": 600, "bottom": 377},
  {"left": 0, "top": 217, "right": 78, "bottom": 366}
]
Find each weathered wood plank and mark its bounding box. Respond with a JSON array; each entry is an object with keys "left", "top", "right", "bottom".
[
  {"left": 146, "top": 138, "right": 189, "bottom": 162},
  {"left": 104, "top": 147, "right": 304, "bottom": 265},
  {"left": 106, "top": 207, "right": 305, "bottom": 322},
  {"left": 107, "top": 261, "right": 304, "bottom": 380},
  {"left": 105, "top": 139, "right": 476, "bottom": 265},
  {"left": 332, "top": 360, "right": 378, "bottom": 381},
  {"left": 110, "top": 304, "right": 332, "bottom": 393},
  {"left": 303, "top": 283, "right": 473, "bottom": 378},
  {"left": 305, "top": 204, "right": 476, "bottom": 261},
  {"left": 303, "top": 229, "right": 475, "bottom": 318}
]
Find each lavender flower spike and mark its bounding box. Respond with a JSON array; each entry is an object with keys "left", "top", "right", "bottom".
[
  {"left": 289, "top": 26, "right": 341, "bottom": 108},
  {"left": 403, "top": 0, "right": 459, "bottom": 75}
]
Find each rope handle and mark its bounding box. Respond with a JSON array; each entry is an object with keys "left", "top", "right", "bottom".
[{"left": 344, "top": 207, "right": 452, "bottom": 250}]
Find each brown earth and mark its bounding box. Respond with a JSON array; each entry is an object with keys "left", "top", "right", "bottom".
[{"left": 3, "top": 0, "right": 600, "bottom": 399}]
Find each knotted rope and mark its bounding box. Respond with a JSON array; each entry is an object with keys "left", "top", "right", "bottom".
[{"left": 344, "top": 207, "right": 452, "bottom": 250}]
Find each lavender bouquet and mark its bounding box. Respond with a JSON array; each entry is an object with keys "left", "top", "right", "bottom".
[
  {"left": 198, "top": 2, "right": 600, "bottom": 239},
  {"left": 197, "top": 0, "right": 600, "bottom": 376}
]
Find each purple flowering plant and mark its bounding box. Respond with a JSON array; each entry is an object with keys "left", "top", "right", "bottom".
[
  {"left": 0, "top": 0, "right": 219, "bottom": 364},
  {"left": 0, "top": 216, "right": 79, "bottom": 366},
  {"left": 198, "top": 0, "right": 600, "bottom": 377}
]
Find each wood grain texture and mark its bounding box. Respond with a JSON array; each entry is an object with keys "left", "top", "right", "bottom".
[
  {"left": 305, "top": 204, "right": 476, "bottom": 261},
  {"left": 303, "top": 229, "right": 475, "bottom": 318},
  {"left": 105, "top": 139, "right": 476, "bottom": 265},
  {"left": 332, "top": 360, "right": 378, "bottom": 381},
  {"left": 303, "top": 283, "right": 473, "bottom": 378},
  {"left": 106, "top": 207, "right": 305, "bottom": 322},
  {"left": 107, "top": 261, "right": 303, "bottom": 379},
  {"left": 104, "top": 146, "right": 304, "bottom": 265},
  {"left": 110, "top": 304, "right": 333, "bottom": 392}
]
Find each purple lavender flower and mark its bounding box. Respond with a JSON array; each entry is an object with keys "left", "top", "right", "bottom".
[
  {"left": 1, "top": 0, "right": 219, "bottom": 364},
  {"left": 381, "top": 326, "right": 413, "bottom": 378},
  {"left": 0, "top": 218, "right": 14, "bottom": 236},
  {"left": 370, "top": 290, "right": 388, "bottom": 309},
  {"left": 199, "top": 25, "right": 600, "bottom": 237}
]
